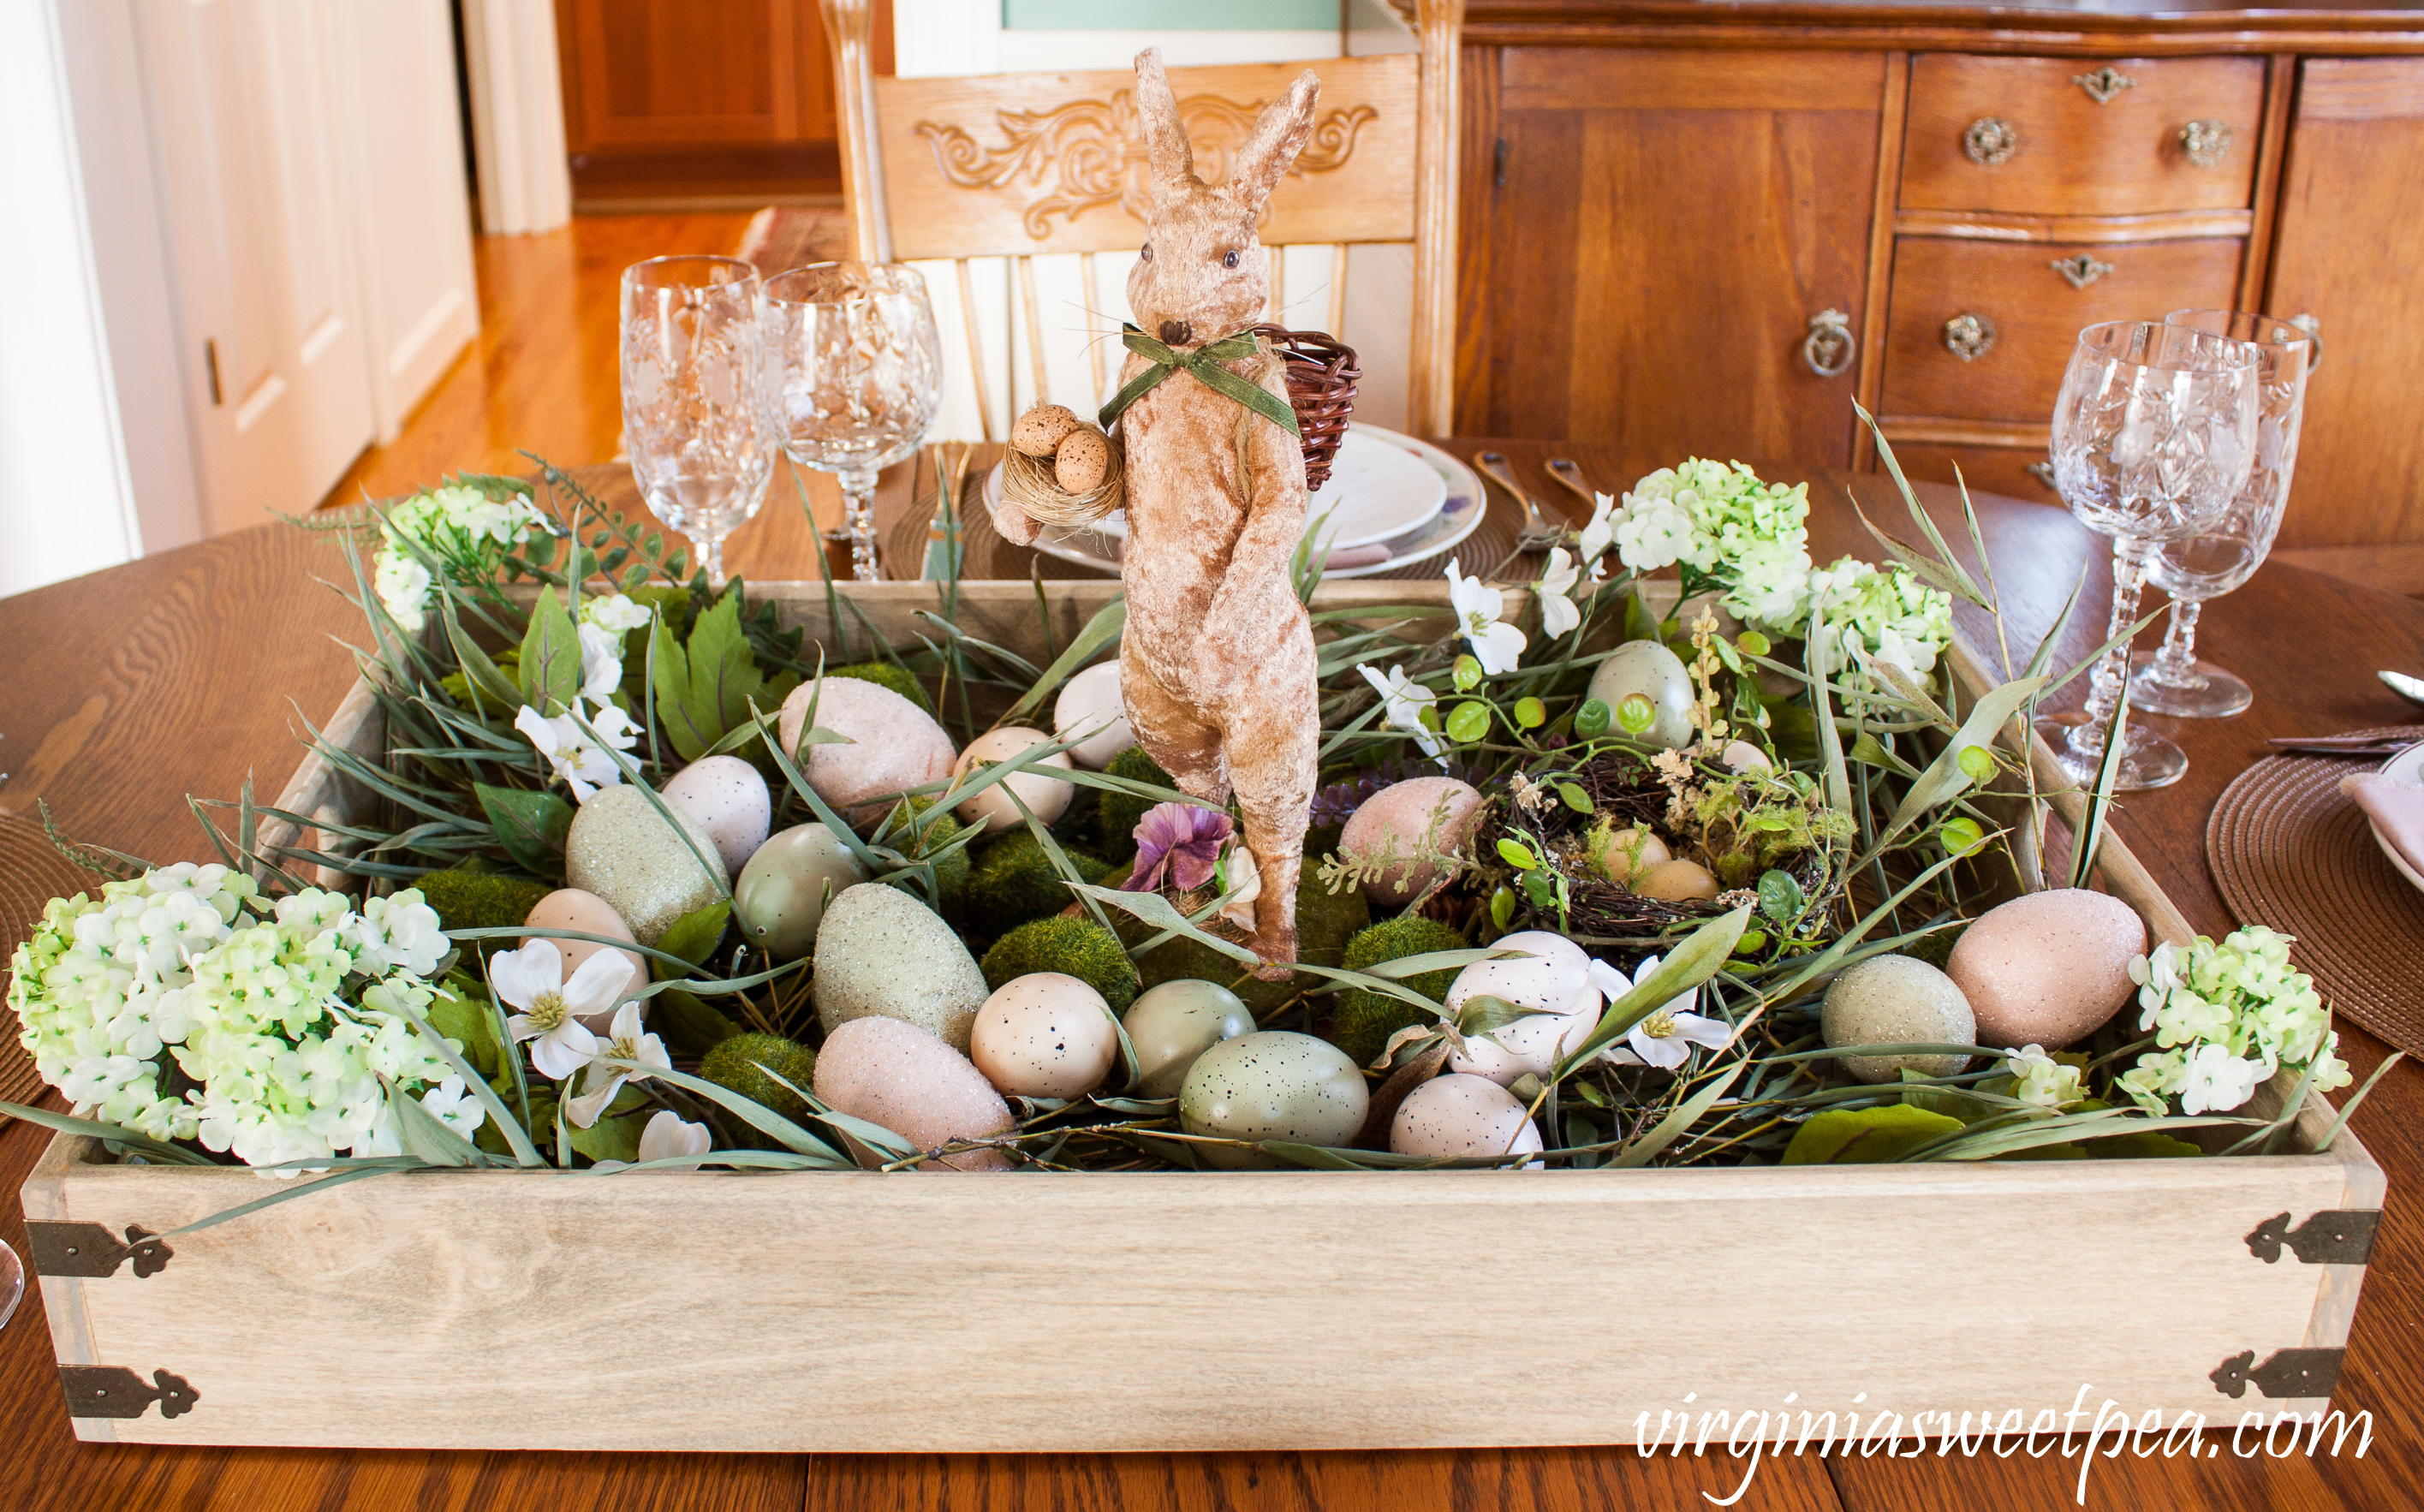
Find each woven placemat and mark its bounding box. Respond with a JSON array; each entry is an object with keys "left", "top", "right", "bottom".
[
  {"left": 0, "top": 813, "right": 110, "bottom": 1116},
  {"left": 2207, "top": 726, "right": 2424, "bottom": 1057},
  {"left": 891, "top": 465, "right": 1542, "bottom": 584}
]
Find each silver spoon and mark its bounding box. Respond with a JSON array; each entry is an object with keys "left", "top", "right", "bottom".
[
  {"left": 1, "top": 1237, "right": 21, "bottom": 1331},
  {"left": 1544, "top": 457, "right": 1602, "bottom": 513},
  {"left": 2380, "top": 670, "right": 2424, "bottom": 708},
  {"left": 1472, "top": 451, "right": 1561, "bottom": 548}
]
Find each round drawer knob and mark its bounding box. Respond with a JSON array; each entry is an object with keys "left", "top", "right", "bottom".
[
  {"left": 2179, "top": 119, "right": 2233, "bottom": 168},
  {"left": 2026, "top": 460, "right": 2057, "bottom": 492},
  {"left": 1944, "top": 313, "right": 1998, "bottom": 362},
  {"left": 1802, "top": 308, "right": 1855, "bottom": 378},
  {"left": 2289, "top": 313, "right": 2325, "bottom": 372},
  {"left": 1963, "top": 116, "right": 2017, "bottom": 166}
]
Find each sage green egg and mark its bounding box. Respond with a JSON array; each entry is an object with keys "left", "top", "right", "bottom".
[
  {"left": 1822, "top": 954, "right": 1977, "bottom": 1083},
  {"left": 563, "top": 785, "right": 726, "bottom": 947},
  {"left": 735, "top": 822, "right": 868, "bottom": 961},
  {"left": 1179, "top": 1030, "right": 1368, "bottom": 1169},
  {"left": 1585, "top": 640, "right": 1696, "bottom": 750},
  {"left": 1123, "top": 979, "right": 1255, "bottom": 1099}
]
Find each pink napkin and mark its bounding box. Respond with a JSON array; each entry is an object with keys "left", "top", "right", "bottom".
[{"left": 2341, "top": 772, "right": 2424, "bottom": 877}]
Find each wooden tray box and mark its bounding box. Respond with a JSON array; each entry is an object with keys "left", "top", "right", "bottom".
[{"left": 18, "top": 582, "right": 2384, "bottom": 1451}]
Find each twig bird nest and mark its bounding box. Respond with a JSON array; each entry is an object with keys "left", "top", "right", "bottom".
[{"left": 1005, "top": 404, "right": 1124, "bottom": 527}]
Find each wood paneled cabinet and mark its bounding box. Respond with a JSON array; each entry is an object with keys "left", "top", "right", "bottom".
[{"left": 1456, "top": 6, "right": 2424, "bottom": 557}]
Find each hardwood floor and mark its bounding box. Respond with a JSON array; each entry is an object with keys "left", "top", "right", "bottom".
[{"left": 318, "top": 211, "right": 755, "bottom": 510}]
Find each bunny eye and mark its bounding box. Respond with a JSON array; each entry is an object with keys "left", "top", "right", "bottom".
[
  {"left": 1140, "top": 243, "right": 1153, "bottom": 263},
  {"left": 1222, "top": 250, "right": 1241, "bottom": 270}
]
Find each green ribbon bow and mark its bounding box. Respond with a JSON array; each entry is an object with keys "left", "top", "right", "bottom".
[{"left": 1098, "top": 324, "right": 1301, "bottom": 439}]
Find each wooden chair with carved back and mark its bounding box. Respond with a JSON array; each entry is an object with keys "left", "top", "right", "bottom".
[{"left": 813, "top": 0, "right": 1462, "bottom": 446}]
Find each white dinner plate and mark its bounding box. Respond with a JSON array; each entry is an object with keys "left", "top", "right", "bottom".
[
  {"left": 2369, "top": 742, "right": 2424, "bottom": 894},
  {"left": 1010, "top": 423, "right": 1487, "bottom": 580}
]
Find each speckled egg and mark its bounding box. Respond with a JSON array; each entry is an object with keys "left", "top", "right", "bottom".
[
  {"left": 1337, "top": 777, "right": 1485, "bottom": 906},
  {"left": 1123, "top": 979, "right": 1255, "bottom": 1098},
  {"left": 1054, "top": 427, "right": 1111, "bottom": 493},
  {"left": 1822, "top": 955, "right": 1977, "bottom": 1082},
  {"left": 734, "top": 821, "right": 867, "bottom": 961},
  {"left": 563, "top": 784, "right": 727, "bottom": 947},
  {"left": 777, "top": 676, "right": 956, "bottom": 828},
  {"left": 521, "top": 888, "right": 646, "bottom": 1030},
  {"left": 1444, "top": 931, "right": 1601, "bottom": 1084},
  {"left": 952, "top": 726, "right": 1075, "bottom": 830},
  {"left": 1586, "top": 640, "right": 1695, "bottom": 750},
  {"left": 1179, "top": 1030, "right": 1370, "bottom": 1169},
  {"left": 1390, "top": 1073, "right": 1544, "bottom": 1164},
  {"left": 1053, "top": 659, "right": 1134, "bottom": 770},
  {"left": 1584, "top": 822, "right": 1671, "bottom": 885},
  {"left": 660, "top": 755, "right": 771, "bottom": 875},
  {"left": 970, "top": 972, "right": 1120, "bottom": 1098},
  {"left": 811, "top": 882, "right": 990, "bottom": 1051},
  {"left": 1010, "top": 402, "right": 1081, "bottom": 458},
  {"left": 1635, "top": 859, "right": 1720, "bottom": 902},
  {"left": 813, "top": 1016, "right": 1015, "bottom": 1170},
  {"left": 1947, "top": 889, "right": 2148, "bottom": 1049}
]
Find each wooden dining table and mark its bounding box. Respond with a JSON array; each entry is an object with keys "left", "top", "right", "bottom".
[{"left": 2, "top": 438, "right": 2419, "bottom": 1511}]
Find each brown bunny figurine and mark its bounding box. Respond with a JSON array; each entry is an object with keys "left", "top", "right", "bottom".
[{"left": 990, "top": 50, "right": 1322, "bottom": 972}]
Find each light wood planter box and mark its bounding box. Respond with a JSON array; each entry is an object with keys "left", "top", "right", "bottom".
[{"left": 19, "top": 581, "right": 2385, "bottom": 1451}]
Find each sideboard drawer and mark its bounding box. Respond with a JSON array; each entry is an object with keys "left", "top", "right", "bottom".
[
  {"left": 1884, "top": 442, "right": 2063, "bottom": 504},
  {"left": 1902, "top": 55, "right": 2265, "bottom": 217},
  {"left": 1879, "top": 235, "right": 2245, "bottom": 423}
]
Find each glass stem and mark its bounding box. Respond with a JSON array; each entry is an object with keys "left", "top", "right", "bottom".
[
  {"left": 842, "top": 467, "right": 880, "bottom": 582},
  {"left": 2151, "top": 598, "right": 2207, "bottom": 688},
  {"left": 2071, "top": 538, "right": 2149, "bottom": 760},
  {"left": 696, "top": 532, "right": 726, "bottom": 591}
]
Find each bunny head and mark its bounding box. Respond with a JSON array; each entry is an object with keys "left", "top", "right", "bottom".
[{"left": 1125, "top": 49, "right": 1320, "bottom": 351}]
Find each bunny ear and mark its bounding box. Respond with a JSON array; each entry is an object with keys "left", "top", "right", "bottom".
[
  {"left": 1134, "top": 49, "right": 1195, "bottom": 196},
  {"left": 1225, "top": 69, "right": 1321, "bottom": 217}
]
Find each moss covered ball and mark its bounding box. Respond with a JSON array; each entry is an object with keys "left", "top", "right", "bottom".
[
  {"left": 981, "top": 915, "right": 1138, "bottom": 1014},
  {"left": 963, "top": 830, "right": 1115, "bottom": 938},
  {"left": 827, "top": 661, "right": 931, "bottom": 711},
  {"left": 414, "top": 866, "right": 554, "bottom": 936},
  {"left": 700, "top": 1033, "right": 819, "bottom": 1121},
  {"left": 1331, "top": 914, "right": 1467, "bottom": 1068},
  {"left": 1097, "top": 744, "right": 1176, "bottom": 861}
]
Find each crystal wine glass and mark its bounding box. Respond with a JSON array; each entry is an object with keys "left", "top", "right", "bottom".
[
  {"left": 620, "top": 256, "right": 777, "bottom": 588},
  {"left": 2126, "top": 310, "right": 2314, "bottom": 719},
  {"left": 1, "top": 1235, "right": 21, "bottom": 1330},
  {"left": 2037, "top": 320, "right": 2261, "bottom": 790},
  {"left": 761, "top": 263, "right": 944, "bottom": 582}
]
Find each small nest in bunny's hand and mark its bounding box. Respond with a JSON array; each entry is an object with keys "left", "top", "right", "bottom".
[{"left": 1001, "top": 431, "right": 1124, "bottom": 528}]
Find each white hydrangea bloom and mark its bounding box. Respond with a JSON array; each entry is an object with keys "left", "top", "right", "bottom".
[
  {"left": 372, "top": 483, "right": 547, "bottom": 636},
  {"left": 2122, "top": 926, "right": 2351, "bottom": 1116}
]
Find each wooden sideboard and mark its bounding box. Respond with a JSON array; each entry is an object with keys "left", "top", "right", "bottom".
[{"left": 1452, "top": 0, "right": 2424, "bottom": 575}]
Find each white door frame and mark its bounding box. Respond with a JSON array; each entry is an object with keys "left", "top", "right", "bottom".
[{"left": 459, "top": 0, "right": 571, "bottom": 235}]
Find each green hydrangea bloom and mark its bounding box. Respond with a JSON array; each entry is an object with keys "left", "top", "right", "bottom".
[{"left": 980, "top": 915, "right": 1137, "bottom": 1014}]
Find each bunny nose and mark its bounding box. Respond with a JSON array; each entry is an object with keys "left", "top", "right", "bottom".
[{"left": 1158, "top": 318, "right": 1192, "bottom": 346}]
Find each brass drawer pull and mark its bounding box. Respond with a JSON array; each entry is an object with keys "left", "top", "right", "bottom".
[
  {"left": 2050, "top": 253, "right": 2114, "bottom": 289},
  {"left": 1944, "top": 313, "right": 1998, "bottom": 362},
  {"left": 1802, "top": 308, "right": 1856, "bottom": 378},
  {"left": 1963, "top": 116, "right": 2017, "bottom": 166},
  {"left": 2073, "top": 67, "right": 2137, "bottom": 104},
  {"left": 2027, "top": 461, "right": 2057, "bottom": 491},
  {"left": 2180, "top": 120, "right": 2233, "bottom": 168},
  {"left": 2289, "top": 313, "right": 2325, "bottom": 372}
]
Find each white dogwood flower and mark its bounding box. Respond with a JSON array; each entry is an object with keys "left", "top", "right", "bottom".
[
  {"left": 1446, "top": 561, "right": 1526, "bottom": 676},
  {"left": 1358, "top": 663, "right": 1442, "bottom": 758},
  {"left": 1538, "top": 548, "right": 1583, "bottom": 638},
  {"left": 1576, "top": 493, "right": 1616, "bottom": 569},
  {"left": 592, "top": 1110, "right": 713, "bottom": 1172},
  {"left": 515, "top": 702, "right": 639, "bottom": 801},
  {"left": 1588, "top": 956, "right": 1730, "bottom": 1069},
  {"left": 491, "top": 938, "right": 630, "bottom": 1080},
  {"left": 567, "top": 1002, "right": 673, "bottom": 1128}
]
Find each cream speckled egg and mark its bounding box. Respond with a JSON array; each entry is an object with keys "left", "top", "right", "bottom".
[
  {"left": 1053, "top": 427, "right": 1111, "bottom": 493},
  {"left": 1635, "top": 859, "right": 1720, "bottom": 902},
  {"left": 1123, "top": 979, "right": 1254, "bottom": 1098},
  {"left": 660, "top": 755, "right": 771, "bottom": 875},
  {"left": 1179, "top": 1031, "right": 1368, "bottom": 1169},
  {"left": 1947, "top": 889, "right": 2148, "bottom": 1049},
  {"left": 1390, "top": 1073, "right": 1544, "bottom": 1164},
  {"left": 521, "top": 888, "right": 646, "bottom": 1031},
  {"left": 1053, "top": 659, "right": 1135, "bottom": 770},
  {"left": 970, "top": 973, "right": 1120, "bottom": 1098},
  {"left": 1010, "top": 402, "right": 1081, "bottom": 458},
  {"left": 952, "top": 726, "right": 1075, "bottom": 830},
  {"left": 1444, "top": 931, "right": 1601, "bottom": 1084}
]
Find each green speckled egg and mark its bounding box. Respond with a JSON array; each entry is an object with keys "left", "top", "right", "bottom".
[
  {"left": 563, "top": 785, "right": 726, "bottom": 946},
  {"left": 1123, "top": 979, "right": 1255, "bottom": 1098},
  {"left": 1822, "top": 954, "right": 1976, "bottom": 1083},
  {"left": 1179, "top": 1030, "right": 1368, "bottom": 1168},
  {"left": 735, "top": 822, "right": 867, "bottom": 961},
  {"left": 1585, "top": 640, "right": 1695, "bottom": 750}
]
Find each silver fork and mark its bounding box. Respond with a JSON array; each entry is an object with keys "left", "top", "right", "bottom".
[{"left": 1473, "top": 451, "right": 1563, "bottom": 549}]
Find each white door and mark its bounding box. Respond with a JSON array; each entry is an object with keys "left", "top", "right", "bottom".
[{"left": 136, "top": 0, "right": 377, "bottom": 535}]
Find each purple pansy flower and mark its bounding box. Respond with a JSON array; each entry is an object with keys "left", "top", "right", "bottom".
[{"left": 1124, "top": 802, "right": 1233, "bottom": 893}]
